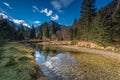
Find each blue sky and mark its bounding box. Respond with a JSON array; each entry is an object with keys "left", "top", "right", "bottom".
[{"left": 0, "top": 0, "right": 113, "bottom": 27}]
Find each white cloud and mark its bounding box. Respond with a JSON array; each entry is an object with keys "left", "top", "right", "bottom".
[
  {"left": 60, "top": 0, "right": 74, "bottom": 7},
  {"left": 40, "top": 8, "right": 53, "bottom": 16},
  {"left": 33, "top": 6, "right": 53, "bottom": 16},
  {"left": 51, "top": 0, "right": 74, "bottom": 12},
  {"left": 3, "top": 2, "right": 9, "bottom": 7},
  {"left": 33, "top": 6, "right": 39, "bottom": 12},
  {"left": 34, "top": 21, "right": 41, "bottom": 24},
  {"left": 51, "top": 14, "right": 59, "bottom": 21},
  {"left": 0, "top": 13, "right": 8, "bottom": 19},
  {"left": 3, "top": 2, "right": 13, "bottom": 9},
  {"left": 51, "top": 1, "right": 62, "bottom": 12},
  {"left": 32, "top": 6, "right": 59, "bottom": 21},
  {"left": 13, "top": 19, "right": 30, "bottom": 27},
  {"left": 13, "top": 19, "right": 24, "bottom": 24}
]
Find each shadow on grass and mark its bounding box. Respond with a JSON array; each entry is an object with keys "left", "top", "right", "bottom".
[{"left": 0, "top": 43, "right": 47, "bottom": 80}]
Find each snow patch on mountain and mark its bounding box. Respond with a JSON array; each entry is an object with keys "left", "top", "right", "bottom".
[
  {"left": 0, "top": 13, "right": 30, "bottom": 28},
  {"left": 0, "top": 13, "right": 8, "bottom": 20}
]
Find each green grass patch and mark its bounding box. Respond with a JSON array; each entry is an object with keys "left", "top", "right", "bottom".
[
  {"left": 0, "top": 43, "right": 46, "bottom": 80},
  {"left": 18, "top": 56, "right": 32, "bottom": 61}
]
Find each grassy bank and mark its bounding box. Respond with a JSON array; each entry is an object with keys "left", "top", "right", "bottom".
[
  {"left": 0, "top": 42, "right": 48, "bottom": 80},
  {"left": 39, "top": 40, "right": 120, "bottom": 53},
  {"left": 48, "top": 45, "right": 120, "bottom": 61}
]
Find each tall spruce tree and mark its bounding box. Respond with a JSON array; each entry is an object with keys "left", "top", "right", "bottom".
[
  {"left": 80, "top": 0, "right": 96, "bottom": 40},
  {"left": 43, "top": 23, "right": 49, "bottom": 39},
  {"left": 30, "top": 25, "right": 36, "bottom": 39},
  {"left": 51, "top": 24, "right": 57, "bottom": 35},
  {"left": 81, "top": 0, "right": 96, "bottom": 20},
  {"left": 38, "top": 27, "right": 43, "bottom": 40},
  {"left": 73, "top": 19, "right": 79, "bottom": 40},
  {"left": 90, "top": 13, "right": 110, "bottom": 46},
  {"left": 17, "top": 23, "right": 24, "bottom": 40},
  {"left": 111, "top": 1, "right": 120, "bottom": 41}
]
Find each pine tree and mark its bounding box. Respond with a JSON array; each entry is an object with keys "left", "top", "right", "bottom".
[
  {"left": 51, "top": 24, "right": 57, "bottom": 35},
  {"left": 17, "top": 23, "right": 24, "bottom": 40},
  {"left": 50, "top": 24, "right": 57, "bottom": 40},
  {"left": 68, "top": 27, "right": 73, "bottom": 40},
  {"left": 80, "top": 0, "right": 96, "bottom": 41},
  {"left": 81, "top": 0, "right": 96, "bottom": 20},
  {"left": 73, "top": 19, "right": 79, "bottom": 40},
  {"left": 38, "top": 27, "right": 43, "bottom": 40},
  {"left": 43, "top": 23, "right": 49, "bottom": 39},
  {"left": 30, "top": 25, "right": 36, "bottom": 39},
  {"left": 90, "top": 13, "right": 110, "bottom": 46},
  {"left": 111, "top": 3, "right": 120, "bottom": 41}
]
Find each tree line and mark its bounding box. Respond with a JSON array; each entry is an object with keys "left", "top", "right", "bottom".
[
  {"left": 72, "top": 0, "right": 120, "bottom": 46},
  {"left": 37, "top": 21, "right": 73, "bottom": 41},
  {"left": 0, "top": 0, "right": 120, "bottom": 46},
  {"left": 36, "top": 0, "right": 120, "bottom": 46},
  {"left": 0, "top": 20, "right": 36, "bottom": 41}
]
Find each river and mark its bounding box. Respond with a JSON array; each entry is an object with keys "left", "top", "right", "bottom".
[{"left": 34, "top": 44, "right": 120, "bottom": 80}]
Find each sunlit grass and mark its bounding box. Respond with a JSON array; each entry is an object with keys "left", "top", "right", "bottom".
[{"left": 0, "top": 43, "right": 46, "bottom": 80}]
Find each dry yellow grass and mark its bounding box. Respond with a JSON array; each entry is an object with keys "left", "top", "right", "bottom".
[{"left": 71, "top": 53, "right": 120, "bottom": 80}]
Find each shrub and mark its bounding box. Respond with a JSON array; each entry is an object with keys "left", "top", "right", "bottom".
[{"left": 19, "top": 56, "right": 32, "bottom": 61}]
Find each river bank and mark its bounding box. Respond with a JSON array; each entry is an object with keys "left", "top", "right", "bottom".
[
  {"left": 0, "top": 42, "right": 48, "bottom": 80},
  {"left": 38, "top": 41, "right": 120, "bottom": 61},
  {"left": 51, "top": 45, "right": 120, "bottom": 61},
  {"left": 35, "top": 43, "right": 120, "bottom": 80}
]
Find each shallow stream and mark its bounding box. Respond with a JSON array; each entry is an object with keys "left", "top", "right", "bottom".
[{"left": 34, "top": 44, "right": 120, "bottom": 80}]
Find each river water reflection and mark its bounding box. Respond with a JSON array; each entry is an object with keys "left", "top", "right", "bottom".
[{"left": 34, "top": 44, "right": 120, "bottom": 80}]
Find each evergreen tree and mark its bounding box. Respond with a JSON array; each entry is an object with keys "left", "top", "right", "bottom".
[
  {"left": 38, "top": 27, "right": 43, "bottom": 40},
  {"left": 68, "top": 27, "right": 73, "bottom": 40},
  {"left": 17, "top": 23, "right": 24, "bottom": 40},
  {"left": 80, "top": 0, "right": 96, "bottom": 40},
  {"left": 43, "top": 23, "right": 49, "bottom": 39},
  {"left": 111, "top": 3, "right": 120, "bottom": 41},
  {"left": 51, "top": 24, "right": 57, "bottom": 40},
  {"left": 0, "top": 21, "right": 16, "bottom": 40},
  {"left": 73, "top": 19, "right": 79, "bottom": 40},
  {"left": 81, "top": 0, "right": 96, "bottom": 20},
  {"left": 90, "top": 13, "right": 110, "bottom": 46},
  {"left": 30, "top": 25, "right": 36, "bottom": 39},
  {"left": 51, "top": 24, "right": 57, "bottom": 35}
]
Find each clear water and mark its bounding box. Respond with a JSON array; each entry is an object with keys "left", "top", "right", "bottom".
[
  {"left": 34, "top": 44, "right": 79, "bottom": 80},
  {"left": 34, "top": 44, "right": 120, "bottom": 80}
]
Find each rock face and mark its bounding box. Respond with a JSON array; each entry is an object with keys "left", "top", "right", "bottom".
[
  {"left": 76, "top": 41, "right": 120, "bottom": 52},
  {"left": 76, "top": 41, "right": 97, "bottom": 48}
]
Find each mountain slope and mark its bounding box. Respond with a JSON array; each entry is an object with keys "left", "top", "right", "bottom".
[
  {"left": 0, "top": 13, "right": 31, "bottom": 40},
  {"left": 99, "top": 0, "right": 120, "bottom": 21}
]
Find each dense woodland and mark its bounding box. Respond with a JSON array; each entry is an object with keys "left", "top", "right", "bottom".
[
  {"left": 73, "top": 0, "right": 120, "bottom": 46},
  {"left": 0, "top": 0, "right": 120, "bottom": 46}
]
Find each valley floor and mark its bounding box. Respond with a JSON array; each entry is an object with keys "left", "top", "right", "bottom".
[{"left": 0, "top": 41, "right": 120, "bottom": 80}]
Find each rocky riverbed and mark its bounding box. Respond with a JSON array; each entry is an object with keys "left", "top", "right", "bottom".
[{"left": 34, "top": 44, "right": 120, "bottom": 80}]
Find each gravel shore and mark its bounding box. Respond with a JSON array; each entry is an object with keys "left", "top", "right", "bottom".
[{"left": 51, "top": 45, "right": 120, "bottom": 61}]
